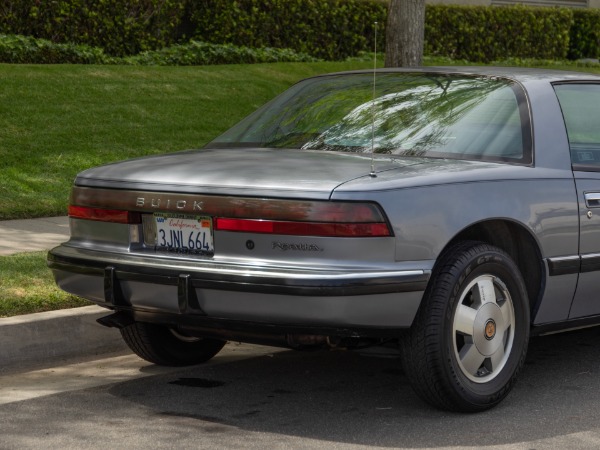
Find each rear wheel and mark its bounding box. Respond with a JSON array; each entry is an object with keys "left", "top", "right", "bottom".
[
  {"left": 401, "top": 241, "right": 530, "bottom": 412},
  {"left": 120, "top": 322, "right": 226, "bottom": 366}
]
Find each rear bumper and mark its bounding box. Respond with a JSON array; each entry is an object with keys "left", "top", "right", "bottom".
[{"left": 48, "top": 244, "right": 430, "bottom": 333}]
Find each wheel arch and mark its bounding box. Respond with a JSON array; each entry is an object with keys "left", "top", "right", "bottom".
[{"left": 440, "top": 219, "right": 545, "bottom": 320}]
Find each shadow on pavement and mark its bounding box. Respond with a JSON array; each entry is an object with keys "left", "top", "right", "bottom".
[{"left": 102, "top": 326, "right": 600, "bottom": 448}]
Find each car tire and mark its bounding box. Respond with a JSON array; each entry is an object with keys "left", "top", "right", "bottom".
[
  {"left": 120, "top": 322, "right": 226, "bottom": 366},
  {"left": 401, "top": 241, "right": 530, "bottom": 412}
]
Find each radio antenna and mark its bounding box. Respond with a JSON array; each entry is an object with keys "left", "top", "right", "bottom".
[{"left": 369, "top": 21, "right": 378, "bottom": 178}]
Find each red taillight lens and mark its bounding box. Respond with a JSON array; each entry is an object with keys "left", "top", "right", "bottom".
[
  {"left": 215, "top": 218, "right": 390, "bottom": 237},
  {"left": 215, "top": 201, "right": 391, "bottom": 237},
  {"left": 69, "top": 206, "right": 141, "bottom": 224}
]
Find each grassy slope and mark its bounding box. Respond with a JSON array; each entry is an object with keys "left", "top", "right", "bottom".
[
  {"left": 0, "top": 61, "right": 373, "bottom": 220},
  {"left": 3, "top": 59, "right": 600, "bottom": 221}
]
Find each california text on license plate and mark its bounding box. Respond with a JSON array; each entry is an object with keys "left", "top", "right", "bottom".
[{"left": 154, "top": 213, "right": 214, "bottom": 255}]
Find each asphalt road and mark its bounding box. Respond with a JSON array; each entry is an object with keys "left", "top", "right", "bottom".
[{"left": 1, "top": 327, "right": 600, "bottom": 449}]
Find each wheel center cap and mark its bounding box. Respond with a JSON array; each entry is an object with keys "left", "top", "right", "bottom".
[
  {"left": 473, "top": 303, "right": 503, "bottom": 356},
  {"left": 484, "top": 319, "right": 496, "bottom": 340}
]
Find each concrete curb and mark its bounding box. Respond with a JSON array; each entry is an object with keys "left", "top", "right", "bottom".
[
  {"left": 1, "top": 217, "right": 129, "bottom": 370},
  {"left": 0, "top": 305, "right": 128, "bottom": 369}
]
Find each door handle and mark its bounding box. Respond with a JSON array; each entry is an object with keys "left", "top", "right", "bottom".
[{"left": 584, "top": 192, "right": 600, "bottom": 208}]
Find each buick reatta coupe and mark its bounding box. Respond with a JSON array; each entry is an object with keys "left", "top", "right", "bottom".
[{"left": 48, "top": 67, "right": 600, "bottom": 411}]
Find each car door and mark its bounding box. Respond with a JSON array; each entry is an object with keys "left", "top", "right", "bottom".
[{"left": 554, "top": 83, "right": 600, "bottom": 319}]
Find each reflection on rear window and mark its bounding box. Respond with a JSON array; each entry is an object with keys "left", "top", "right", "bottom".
[{"left": 210, "top": 73, "right": 531, "bottom": 164}]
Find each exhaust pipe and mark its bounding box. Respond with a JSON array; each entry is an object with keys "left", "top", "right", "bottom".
[{"left": 96, "top": 311, "right": 135, "bottom": 329}]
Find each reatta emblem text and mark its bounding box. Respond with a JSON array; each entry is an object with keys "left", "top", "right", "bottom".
[{"left": 272, "top": 242, "right": 323, "bottom": 252}]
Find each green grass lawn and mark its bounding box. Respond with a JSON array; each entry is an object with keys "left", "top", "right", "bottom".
[
  {"left": 0, "top": 61, "right": 376, "bottom": 220},
  {"left": 0, "top": 252, "right": 89, "bottom": 317}
]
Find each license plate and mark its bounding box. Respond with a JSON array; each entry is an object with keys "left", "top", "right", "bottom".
[{"left": 154, "top": 213, "right": 214, "bottom": 255}]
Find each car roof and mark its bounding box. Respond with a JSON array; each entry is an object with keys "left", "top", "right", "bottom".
[{"left": 321, "top": 66, "right": 600, "bottom": 84}]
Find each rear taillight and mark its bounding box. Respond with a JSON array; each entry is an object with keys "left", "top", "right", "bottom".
[
  {"left": 69, "top": 190, "right": 391, "bottom": 237},
  {"left": 214, "top": 200, "right": 391, "bottom": 237},
  {"left": 215, "top": 217, "right": 390, "bottom": 237},
  {"left": 68, "top": 206, "right": 141, "bottom": 224}
]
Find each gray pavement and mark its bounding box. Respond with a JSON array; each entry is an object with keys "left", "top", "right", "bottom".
[
  {"left": 2, "top": 331, "right": 600, "bottom": 449},
  {"left": 0, "top": 216, "right": 128, "bottom": 371}
]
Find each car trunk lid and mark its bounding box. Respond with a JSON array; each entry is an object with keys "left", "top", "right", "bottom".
[{"left": 74, "top": 148, "right": 425, "bottom": 199}]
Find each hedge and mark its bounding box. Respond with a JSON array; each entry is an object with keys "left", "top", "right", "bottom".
[
  {"left": 569, "top": 9, "right": 600, "bottom": 60},
  {"left": 0, "top": 0, "right": 185, "bottom": 56},
  {"left": 0, "top": 0, "right": 386, "bottom": 59},
  {"left": 425, "top": 5, "right": 574, "bottom": 62},
  {"left": 188, "top": 0, "right": 387, "bottom": 61},
  {"left": 0, "top": 0, "right": 599, "bottom": 62},
  {"left": 193, "top": 2, "right": 594, "bottom": 61}
]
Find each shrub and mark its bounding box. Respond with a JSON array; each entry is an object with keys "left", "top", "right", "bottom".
[
  {"left": 0, "top": 34, "right": 113, "bottom": 63},
  {"left": 126, "top": 41, "right": 320, "bottom": 65},
  {"left": 0, "top": 34, "right": 318, "bottom": 65}
]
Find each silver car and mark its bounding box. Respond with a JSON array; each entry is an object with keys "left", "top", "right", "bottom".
[{"left": 48, "top": 67, "right": 600, "bottom": 412}]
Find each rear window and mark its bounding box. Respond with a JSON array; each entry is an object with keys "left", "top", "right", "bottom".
[
  {"left": 210, "top": 73, "right": 532, "bottom": 164},
  {"left": 554, "top": 83, "right": 600, "bottom": 171}
]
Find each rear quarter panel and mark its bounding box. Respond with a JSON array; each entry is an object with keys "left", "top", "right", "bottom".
[{"left": 331, "top": 79, "right": 580, "bottom": 324}]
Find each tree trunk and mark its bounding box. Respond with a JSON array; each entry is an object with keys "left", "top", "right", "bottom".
[{"left": 384, "top": 0, "right": 425, "bottom": 67}]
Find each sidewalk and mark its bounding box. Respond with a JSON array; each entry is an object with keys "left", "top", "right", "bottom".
[
  {"left": 0, "top": 217, "right": 128, "bottom": 371},
  {"left": 0, "top": 216, "right": 70, "bottom": 256}
]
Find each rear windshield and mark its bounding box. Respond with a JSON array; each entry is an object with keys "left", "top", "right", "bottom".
[{"left": 209, "top": 73, "right": 532, "bottom": 164}]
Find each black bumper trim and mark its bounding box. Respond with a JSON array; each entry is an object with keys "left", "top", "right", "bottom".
[
  {"left": 104, "top": 266, "right": 127, "bottom": 307},
  {"left": 48, "top": 249, "right": 430, "bottom": 297},
  {"left": 547, "top": 256, "right": 580, "bottom": 276},
  {"left": 178, "top": 274, "right": 206, "bottom": 315},
  {"left": 581, "top": 254, "right": 600, "bottom": 273}
]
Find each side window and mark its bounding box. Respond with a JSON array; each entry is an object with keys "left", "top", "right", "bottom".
[{"left": 554, "top": 83, "right": 600, "bottom": 171}]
